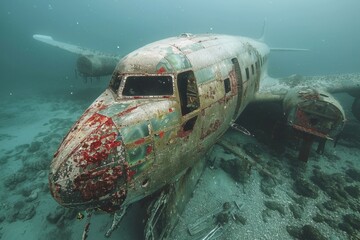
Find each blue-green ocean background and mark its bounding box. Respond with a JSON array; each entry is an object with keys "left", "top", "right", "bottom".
[
  {"left": 1, "top": 0, "right": 360, "bottom": 97},
  {"left": 1, "top": 1, "right": 360, "bottom": 239}
]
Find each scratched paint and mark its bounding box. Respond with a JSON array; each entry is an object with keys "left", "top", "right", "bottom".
[
  {"left": 120, "top": 122, "right": 150, "bottom": 144},
  {"left": 72, "top": 117, "right": 121, "bottom": 168},
  {"left": 50, "top": 34, "right": 272, "bottom": 215}
]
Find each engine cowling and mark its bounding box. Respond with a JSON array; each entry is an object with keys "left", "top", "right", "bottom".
[
  {"left": 76, "top": 55, "right": 119, "bottom": 77},
  {"left": 283, "top": 88, "right": 345, "bottom": 139},
  {"left": 352, "top": 97, "right": 360, "bottom": 121}
]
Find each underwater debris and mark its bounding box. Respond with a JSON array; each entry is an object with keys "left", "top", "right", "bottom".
[
  {"left": 46, "top": 206, "right": 65, "bottom": 224},
  {"left": 339, "top": 214, "right": 360, "bottom": 236},
  {"left": 286, "top": 225, "right": 302, "bottom": 239},
  {"left": 0, "top": 214, "right": 5, "bottom": 223},
  {"left": 312, "top": 213, "right": 337, "bottom": 228},
  {"left": 25, "top": 189, "right": 39, "bottom": 202},
  {"left": 286, "top": 225, "right": 326, "bottom": 240},
  {"left": 344, "top": 185, "right": 360, "bottom": 198},
  {"left": 187, "top": 205, "right": 223, "bottom": 236},
  {"left": 345, "top": 168, "right": 360, "bottom": 182},
  {"left": 261, "top": 209, "right": 272, "bottom": 223},
  {"left": 187, "top": 201, "right": 242, "bottom": 238},
  {"left": 218, "top": 139, "right": 277, "bottom": 181},
  {"left": 0, "top": 133, "right": 14, "bottom": 141},
  {"left": 323, "top": 200, "right": 347, "bottom": 212},
  {"left": 300, "top": 225, "right": 327, "bottom": 240},
  {"left": 201, "top": 224, "right": 223, "bottom": 240},
  {"left": 215, "top": 212, "right": 229, "bottom": 226},
  {"left": 23, "top": 158, "right": 49, "bottom": 172},
  {"left": 219, "top": 158, "right": 251, "bottom": 183},
  {"left": 77, "top": 212, "right": 84, "bottom": 220},
  {"left": 4, "top": 201, "right": 36, "bottom": 222},
  {"left": 17, "top": 204, "right": 36, "bottom": 220},
  {"left": 232, "top": 213, "right": 246, "bottom": 225},
  {"left": 6, "top": 208, "right": 19, "bottom": 223},
  {"left": 311, "top": 169, "right": 349, "bottom": 205},
  {"left": 260, "top": 176, "right": 276, "bottom": 197},
  {"left": 243, "top": 143, "right": 262, "bottom": 160},
  {"left": 4, "top": 172, "right": 27, "bottom": 190},
  {"left": 27, "top": 141, "right": 41, "bottom": 153},
  {"left": 263, "top": 200, "right": 285, "bottom": 216},
  {"left": 289, "top": 203, "right": 303, "bottom": 219},
  {"left": 293, "top": 178, "right": 319, "bottom": 199}
]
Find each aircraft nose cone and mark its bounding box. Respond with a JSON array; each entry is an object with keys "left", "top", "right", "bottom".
[{"left": 49, "top": 113, "right": 128, "bottom": 212}]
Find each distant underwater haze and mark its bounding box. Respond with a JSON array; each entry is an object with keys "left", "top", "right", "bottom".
[
  {"left": 1, "top": 0, "right": 360, "bottom": 239},
  {"left": 1, "top": 0, "right": 360, "bottom": 96}
]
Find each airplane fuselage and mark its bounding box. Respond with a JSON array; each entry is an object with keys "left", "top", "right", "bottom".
[{"left": 49, "top": 34, "right": 270, "bottom": 212}]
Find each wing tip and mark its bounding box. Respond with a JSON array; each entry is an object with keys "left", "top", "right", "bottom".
[{"left": 33, "top": 34, "right": 54, "bottom": 41}]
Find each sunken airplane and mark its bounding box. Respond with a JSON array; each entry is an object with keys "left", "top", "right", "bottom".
[{"left": 34, "top": 32, "right": 360, "bottom": 239}]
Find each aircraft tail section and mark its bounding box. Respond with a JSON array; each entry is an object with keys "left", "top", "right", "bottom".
[
  {"left": 258, "top": 20, "right": 266, "bottom": 42},
  {"left": 270, "top": 47, "right": 309, "bottom": 52}
]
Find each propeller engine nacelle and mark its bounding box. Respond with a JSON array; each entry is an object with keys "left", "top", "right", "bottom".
[
  {"left": 283, "top": 88, "right": 345, "bottom": 139},
  {"left": 352, "top": 97, "right": 360, "bottom": 121},
  {"left": 76, "top": 55, "right": 119, "bottom": 77}
]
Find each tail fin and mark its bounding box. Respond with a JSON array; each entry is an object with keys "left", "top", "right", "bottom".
[
  {"left": 257, "top": 21, "right": 309, "bottom": 51},
  {"left": 258, "top": 20, "right": 266, "bottom": 42},
  {"left": 270, "top": 48, "right": 309, "bottom": 52}
]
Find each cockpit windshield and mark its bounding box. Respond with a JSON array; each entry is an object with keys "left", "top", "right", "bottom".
[{"left": 122, "top": 75, "right": 173, "bottom": 97}]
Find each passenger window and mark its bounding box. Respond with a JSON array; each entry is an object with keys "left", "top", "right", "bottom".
[
  {"left": 245, "top": 68, "right": 250, "bottom": 80},
  {"left": 177, "top": 70, "right": 200, "bottom": 116},
  {"left": 224, "top": 78, "right": 231, "bottom": 93}
]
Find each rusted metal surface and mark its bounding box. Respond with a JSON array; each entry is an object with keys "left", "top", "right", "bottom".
[
  {"left": 49, "top": 34, "right": 270, "bottom": 216},
  {"left": 45, "top": 32, "right": 360, "bottom": 239},
  {"left": 259, "top": 73, "right": 360, "bottom": 98},
  {"left": 283, "top": 88, "right": 345, "bottom": 139}
]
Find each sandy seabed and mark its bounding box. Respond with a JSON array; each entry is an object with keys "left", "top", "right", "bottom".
[{"left": 0, "top": 91, "right": 359, "bottom": 240}]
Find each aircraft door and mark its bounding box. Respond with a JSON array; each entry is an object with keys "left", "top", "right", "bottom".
[
  {"left": 177, "top": 70, "right": 200, "bottom": 136},
  {"left": 231, "top": 58, "right": 243, "bottom": 119}
]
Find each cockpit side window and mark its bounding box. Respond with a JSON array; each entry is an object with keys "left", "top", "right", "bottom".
[
  {"left": 109, "top": 72, "right": 122, "bottom": 94},
  {"left": 122, "top": 75, "right": 173, "bottom": 97}
]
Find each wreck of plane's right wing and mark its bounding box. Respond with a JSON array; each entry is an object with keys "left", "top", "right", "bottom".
[{"left": 254, "top": 72, "right": 360, "bottom": 161}]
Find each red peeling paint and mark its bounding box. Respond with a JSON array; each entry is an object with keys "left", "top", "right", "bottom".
[
  {"left": 127, "top": 169, "right": 136, "bottom": 181},
  {"left": 134, "top": 138, "right": 145, "bottom": 145},
  {"left": 87, "top": 113, "right": 108, "bottom": 127},
  {"left": 146, "top": 145, "right": 153, "bottom": 155},
  {"left": 117, "top": 106, "right": 138, "bottom": 117},
  {"left": 158, "top": 131, "right": 164, "bottom": 138},
  {"left": 74, "top": 165, "right": 124, "bottom": 201},
  {"left": 73, "top": 118, "right": 122, "bottom": 167},
  {"left": 157, "top": 67, "right": 166, "bottom": 74}
]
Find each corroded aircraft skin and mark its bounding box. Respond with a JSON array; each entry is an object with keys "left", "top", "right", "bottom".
[
  {"left": 49, "top": 34, "right": 269, "bottom": 212},
  {"left": 38, "top": 32, "right": 360, "bottom": 237}
]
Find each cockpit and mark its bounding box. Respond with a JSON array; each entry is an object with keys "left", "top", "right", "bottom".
[
  {"left": 109, "top": 70, "right": 200, "bottom": 118},
  {"left": 109, "top": 74, "right": 174, "bottom": 98}
]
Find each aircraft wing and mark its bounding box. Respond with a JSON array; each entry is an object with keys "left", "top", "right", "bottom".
[
  {"left": 33, "top": 34, "right": 120, "bottom": 77},
  {"left": 33, "top": 34, "right": 99, "bottom": 56},
  {"left": 255, "top": 73, "right": 360, "bottom": 102},
  {"left": 251, "top": 72, "right": 360, "bottom": 144}
]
